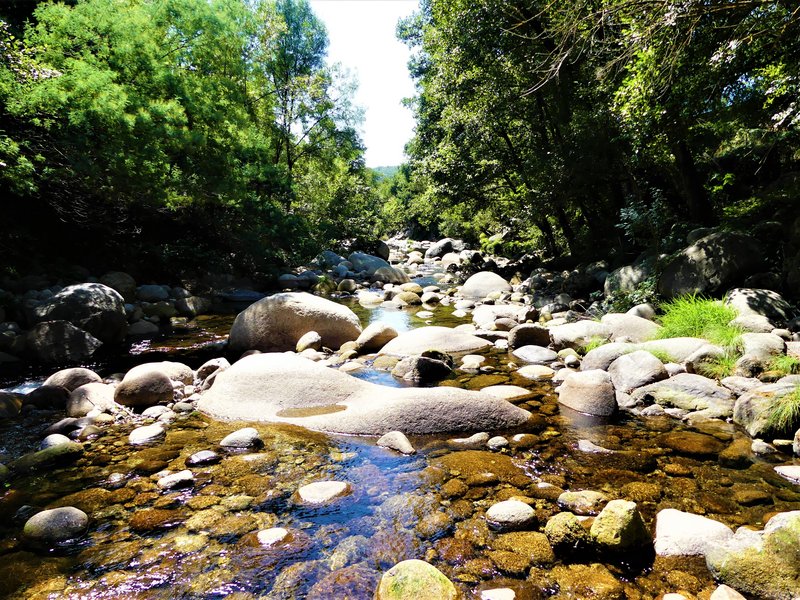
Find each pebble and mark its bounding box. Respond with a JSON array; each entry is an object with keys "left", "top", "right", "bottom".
[
  {"left": 185, "top": 450, "right": 221, "bottom": 467},
  {"left": 557, "top": 490, "right": 607, "bottom": 515},
  {"left": 128, "top": 423, "right": 166, "bottom": 445},
  {"left": 297, "top": 481, "right": 351, "bottom": 505},
  {"left": 449, "top": 432, "right": 490, "bottom": 447},
  {"left": 142, "top": 406, "right": 171, "bottom": 418},
  {"left": 485, "top": 499, "right": 536, "bottom": 530},
  {"left": 480, "top": 589, "right": 516, "bottom": 600},
  {"left": 577, "top": 440, "right": 614, "bottom": 454},
  {"left": 157, "top": 469, "right": 194, "bottom": 490},
  {"left": 220, "top": 427, "right": 262, "bottom": 449},
  {"left": 377, "top": 431, "right": 416, "bottom": 455}
]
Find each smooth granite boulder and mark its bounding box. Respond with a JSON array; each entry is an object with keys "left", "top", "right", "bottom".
[
  {"left": 229, "top": 292, "right": 362, "bottom": 353},
  {"left": 197, "top": 353, "right": 531, "bottom": 435}
]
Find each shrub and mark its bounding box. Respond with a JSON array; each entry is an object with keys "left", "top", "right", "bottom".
[{"left": 656, "top": 294, "right": 743, "bottom": 349}]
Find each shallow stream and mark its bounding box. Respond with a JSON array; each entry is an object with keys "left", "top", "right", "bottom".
[{"left": 1, "top": 300, "right": 799, "bottom": 599}]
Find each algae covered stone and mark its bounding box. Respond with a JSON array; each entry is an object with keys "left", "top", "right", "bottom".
[
  {"left": 24, "top": 506, "right": 88, "bottom": 544},
  {"left": 375, "top": 559, "right": 458, "bottom": 600},
  {"left": 589, "top": 499, "right": 651, "bottom": 551}
]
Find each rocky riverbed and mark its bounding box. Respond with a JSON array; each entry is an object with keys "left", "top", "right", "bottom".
[{"left": 1, "top": 234, "right": 800, "bottom": 599}]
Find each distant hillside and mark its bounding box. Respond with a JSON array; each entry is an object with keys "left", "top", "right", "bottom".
[{"left": 371, "top": 166, "right": 400, "bottom": 181}]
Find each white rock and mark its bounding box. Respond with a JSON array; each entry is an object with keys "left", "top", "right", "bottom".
[
  {"left": 485, "top": 499, "right": 535, "bottom": 530},
  {"left": 220, "top": 427, "right": 262, "bottom": 448},
  {"left": 654, "top": 508, "right": 733, "bottom": 556},
  {"left": 128, "top": 423, "right": 166, "bottom": 445},
  {"left": 157, "top": 469, "right": 194, "bottom": 490},
  {"left": 297, "top": 481, "right": 350, "bottom": 504},
  {"left": 774, "top": 465, "right": 800, "bottom": 484},
  {"left": 377, "top": 431, "right": 415, "bottom": 455},
  {"left": 257, "top": 527, "right": 290, "bottom": 547}
]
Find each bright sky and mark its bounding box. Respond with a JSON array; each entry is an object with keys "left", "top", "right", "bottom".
[{"left": 310, "top": 0, "right": 418, "bottom": 167}]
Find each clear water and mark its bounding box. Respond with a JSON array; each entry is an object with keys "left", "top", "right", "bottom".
[{"left": 1, "top": 299, "right": 799, "bottom": 599}]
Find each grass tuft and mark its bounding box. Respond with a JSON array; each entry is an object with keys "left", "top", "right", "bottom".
[
  {"left": 696, "top": 352, "right": 739, "bottom": 379},
  {"left": 656, "top": 294, "right": 743, "bottom": 349},
  {"left": 580, "top": 336, "right": 609, "bottom": 355},
  {"left": 765, "top": 386, "right": 800, "bottom": 433},
  {"left": 768, "top": 354, "right": 800, "bottom": 377},
  {"left": 647, "top": 349, "right": 675, "bottom": 364}
]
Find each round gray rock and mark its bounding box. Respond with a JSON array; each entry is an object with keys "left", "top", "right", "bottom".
[
  {"left": 512, "top": 345, "right": 558, "bottom": 364},
  {"left": 485, "top": 499, "right": 536, "bottom": 530},
  {"left": 24, "top": 507, "right": 88, "bottom": 544},
  {"left": 607, "top": 350, "right": 668, "bottom": 394},
  {"left": 557, "top": 370, "right": 616, "bottom": 416},
  {"left": 229, "top": 292, "right": 362, "bottom": 353},
  {"left": 378, "top": 326, "right": 492, "bottom": 356},
  {"left": 460, "top": 272, "right": 512, "bottom": 299},
  {"left": 115, "top": 369, "right": 173, "bottom": 408},
  {"left": 67, "top": 382, "right": 116, "bottom": 417},
  {"left": 43, "top": 367, "right": 102, "bottom": 392},
  {"left": 654, "top": 508, "right": 733, "bottom": 556},
  {"left": 220, "top": 427, "right": 262, "bottom": 448},
  {"left": 33, "top": 283, "right": 127, "bottom": 344},
  {"left": 356, "top": 322, "right": 399, "bottom": 352}
]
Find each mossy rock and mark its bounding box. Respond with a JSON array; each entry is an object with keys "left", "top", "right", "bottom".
[{"left": 375, "top": 559, "right": 458, "bottom": 600}]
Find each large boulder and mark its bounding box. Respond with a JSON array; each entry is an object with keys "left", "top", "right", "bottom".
[
  {"left": 196, "top": 353, "right": 531, "bottom": 435},
  {"left": 706, "top": 511, "right": 800, "bottom": 600},
  {"left": 581, "top": 342, "right": 636, "bottom": 371},
  {"left": 99, "top": 271, "right": 136, "bottom": 302},
  {"left": 725, "top": 288, "right": 794, "bottom": 324},
  {"left": 658, "top": 232, "right": 764, "bottom": 298},
  {"left": 67, "top": 382, "right": 116, "bottom": 417},
  {"left": 607, "top": 350, "right": 668, "bottom": 394},
  {"left": 378, "top": 326, "right": 492, "bottom": 356},
  {"left": 228, "top": 292, "right": 362, "bottom": 353},
  {"left": 27, "top": 321, "right": 103, "bottom": 364},
  {"left": 603, "top": 263, "right": 653, "bottom": 297},
  {"left": 348, "top": 252, "right": 390, "bottom": 276},
  {"left": 631, "top": 373, "right": 735, "bottom": 417},
  {"left": 733, "top": 381, "right": 798, "bottom": 437},
  {"left": 557, "top": 370, "right": 616, "bottom": 416},
  {"left": 33, "top": 283, "right": 127, "bottom": 344},
  {"left": 125, "top": 361, "right": 194, "bottom": 385},
  {"left": 600, "top": 313, "right": 661, "bottom": 343},
  {"left": 459, "top": 272, "right": 512, "bottom": 299},
  {"left": 550, "top": 321, "right": 612, "bottom": 351},
  {"left": 23, "top": 507, "right": 88, "bottom": 545},
  {"left": 372, "top": 266, "right": 410, "bottom": 285},
  {"left": 638, "top": 337, "right": 723, "bottom": 363},
  {"left": 43, "top": 367, "right": 101, "bottom": 392}
]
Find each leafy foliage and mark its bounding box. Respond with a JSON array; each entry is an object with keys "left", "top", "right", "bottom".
[{"left": 0, "top": 0, "right": 376, "bottom": 278}]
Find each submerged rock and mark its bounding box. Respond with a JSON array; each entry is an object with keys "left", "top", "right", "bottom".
[
  {"left": 485, "top": 500, "right": 536, "bottom": 531},
  {"left": 297, "top": 481, "right": 351, "bottom": 505},
  {"left": 376, "top": 559, "right": 458, "bottom": 600},
  {"left": 705, "top": 511, "right": 800, "bottom": 600},
  {"left": 589, "top": 500, "right": 650, "bottom": 551},
  {"left": 557, "top": 370, "right": 616, "bottom": 417},
  {"left": 23, "top": 507, "right": 88, "bottom": 545},
  {"left": 377, "top": 431, "right": 415, "bottom": 455}
]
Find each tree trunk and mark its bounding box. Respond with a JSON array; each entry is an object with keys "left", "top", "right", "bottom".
[{"left": 672, "top": 139, "right": 714, "bottom": 225}]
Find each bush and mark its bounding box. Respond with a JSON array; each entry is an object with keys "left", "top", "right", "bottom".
[{"left": 656, "top": 294, "right": 743, "bottom": 349}]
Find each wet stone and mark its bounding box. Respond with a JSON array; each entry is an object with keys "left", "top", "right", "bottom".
[
  {"left": 659, "top": 431, "right": 725, "bottom": 457},
  {"left": 128, "top": 423, "right": 166, "bottom": 445},
  {"left": 24, "top": 507, "right": 88, "bottom": 545},
  {"left": 157, "top": 469, "right": 195, "bottom": 490},
  {"left": 220, "top": 427, "right": 262, "bottom": 449},
  {"left": 129, "top": 508, "right": 185, "bottom": 532},
  {"left": 557, "top": 490, "right": 608, "bottom": 516},
  {"left": 185, "top": 450, "right": 222, "bottom": 467},
  {"left": 731, "top": 488, "right": 772, "bottom": 506},
  {"left": 485, "top": 500, "right": 536, "bottom": 531},
  {"left": 297, "top": 481, "right": 351, "bottom": 505}
]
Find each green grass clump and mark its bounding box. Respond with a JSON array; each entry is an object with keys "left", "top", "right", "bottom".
[
  {"left": 697, "top": 352, "right": 739, "bottom": 379},
  {"left": 657, "top": 294, "right": 743, "bottom": 349},
  {"left": 580, "top": 336, "right": 609, "bottom": 355},
  {"left": 647, "top": 349, "right": 675, "bottom": 364},
  {"left": 765, "top": 386, "right": 800, "bottom": 433},
  {"left": 767, "top": 354, "right": 800, "bottom": 377}
]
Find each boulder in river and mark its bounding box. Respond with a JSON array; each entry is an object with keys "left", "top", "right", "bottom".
[
  {"left": 654, "top": 508, "right": 733, "bottom": 557},
  {"left": 459, "top": 271, "right": 512, "bottom": 299},
  {"left": 26, "top": 321, "right": 103, "bottom": 364},
  {"left": 557, "top": 370, "right": 616, "bottom": 416},
  {"left": 23, "top": 507, "right": 88, "bottom": 545},
  {"left": 196, "top": 353, "right": 531, "bottom": 435},
  {"left": 375, "top": 559, "right": 457, "bottom": 600},
  {"left": 378, "top": 326, "right": 492, "bottom": 356},
  {"left": 228, "top": 292, "right": 362, "bottom": 353},
  {"left": 43, "top": 367, "right": 102, "bottom": 392},
  {"left": 33, "top": 282, "right": 127, "bottom": 344}
]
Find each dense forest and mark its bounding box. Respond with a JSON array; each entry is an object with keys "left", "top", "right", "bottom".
[{"left": 1, "top": 0, "right": 799, "bottom": 285}]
